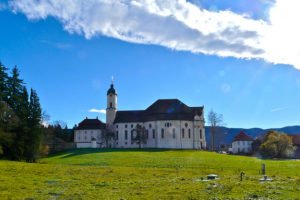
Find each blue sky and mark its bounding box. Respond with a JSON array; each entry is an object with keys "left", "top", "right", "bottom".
[{"left": 0, "top": 0, "right": 300, "bottom": 129}]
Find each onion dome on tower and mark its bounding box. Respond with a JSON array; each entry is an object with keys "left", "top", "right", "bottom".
[{"left": 107, "top": 83, "right": 117, "bottom": 95}]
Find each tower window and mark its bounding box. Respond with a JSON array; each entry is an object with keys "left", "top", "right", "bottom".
[
  {"left": 110, "top": 102, "right": 112, "bottom": 108},
  {"left": 149, "top": 124, "right": 152, "bottom": 128},
  {"left": 125, "top": 124, "right": 128, "bottom": 128},
  {"left": 131, "top": 124, "right": 133, "bottom": 128},
  {"left": 161, "top": 128, "right": 164, "bottom": 138},
  {"left": 116, "top": 131, "right": 119, "bottom": 140},
  {"left": 200, "top": 130, "right": 202, "bottom": 139},
  {"left": 188, "top": 129, "right": 191, "bottom": 138},
  {"left": 185, "top": 123, "right": 188, "bottom": 128},
  {"left": 152, "top": 129, "right": 155, "bottom": 139},
  {"left": 182, "top": 128, "right": 185, "bottom": 138}
]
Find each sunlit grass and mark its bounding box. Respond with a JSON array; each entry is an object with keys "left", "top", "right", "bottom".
[{"left": 1, "top": 148, "right": 300, "bottom": 199}]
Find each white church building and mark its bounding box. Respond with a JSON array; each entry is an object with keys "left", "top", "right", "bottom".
[
  {"left": 231, "top": 131, "right": 253, "bottom": 154},
  {"left": 74, "top": 83, "right": 206, "bottom": 149}
]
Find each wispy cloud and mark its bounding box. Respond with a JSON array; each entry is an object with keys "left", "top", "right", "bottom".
[
  {"left": 220, "top": 83, "right": 231, "bottom": 94},
  {"left": 270, "top": 106, "right": 288, "bottom": 112},
  {"left": 89, "top": 108, "right": 106, "bottom": 114},
  {"left": 0, "top": 2, "right": 7, "bottom": 10},
  {"left": 8, "top": 0, "right": 300, "bottom": 69},
  {"left": 40, "top": 40, "right": 72, "bottom": 49}
]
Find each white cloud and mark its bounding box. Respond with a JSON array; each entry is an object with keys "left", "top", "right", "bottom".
[
  {"left": 8, "top": 0, "right": 300, "bottom": 69},
  {"left": 40, "top": 40, "right": 72, "bottom": 49},
  {"left": 89, "top": 108, "right": 106, "bottom": 114},
  {"left": 270, "top": 106, "right": 288, "bottom": 112},
  {"left": 220, "top": 83, "right": 231, "bottom": 94}
]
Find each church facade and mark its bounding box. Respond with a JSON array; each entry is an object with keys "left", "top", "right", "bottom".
[{"left": 74, "top": 83, "right": 206, "bottom": 149}]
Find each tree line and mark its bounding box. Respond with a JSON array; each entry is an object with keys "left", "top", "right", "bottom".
[{"left": 0, "top": 62, "right": 42, "bottom": 162}]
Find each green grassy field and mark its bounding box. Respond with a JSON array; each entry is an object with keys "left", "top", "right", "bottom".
[{"left": 1, "top": 149, "right": 300, "bottom": 199}]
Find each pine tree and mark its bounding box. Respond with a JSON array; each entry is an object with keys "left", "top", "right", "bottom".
[
  {"left": 5, "top": 67, "right": 28, "bottom": 160},
  {"left": 29, "top": 88, "right": 42, "bottom": 127},
  {"left": 0, "top": 101, "right": 19, "bottom": 159},
  {"left": 15, "top": 87, "right": 31, "bottom": 160},
  {"left": 0, "top": 63, "right": 44, "bottom": 161},
  {"left": 6, "top": 66, "right": 24, "bottom": 112},
  {"left": 26, "top": 88, "right": 42, "bottom": 162},
  {"left": 0, "top": 62, "right": 9, "bottom": 101}
]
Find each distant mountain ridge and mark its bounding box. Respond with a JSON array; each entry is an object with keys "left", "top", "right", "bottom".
[{"left": 205, "top": 125, "right": 300, "bottom": 146}]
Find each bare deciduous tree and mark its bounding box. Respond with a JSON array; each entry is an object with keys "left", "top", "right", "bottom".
[
  {"left": 101, "top": 129, "right": 116, "bottom": 148},
  {"left": 131, "top": 124, "right": 147, "bottom": 149},
  {"left": 207, "top": 109, "right": 223, "bottom": 151}
]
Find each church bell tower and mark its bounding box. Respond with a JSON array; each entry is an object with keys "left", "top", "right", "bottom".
[{"left": 106, "top": 79, "right": 117, "bottom": 128}]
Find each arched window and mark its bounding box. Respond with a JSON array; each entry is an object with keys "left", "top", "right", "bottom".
[
  {"left": 125, "top": 124, "right": 128, "bottom": 128},
  {"left": 149, "top": 124, "right": 152, "bottom": 128},
  {"left": 152, "top": 129, "right": 155, "bottom": 139},
  {"left": 161, "top": 128, "right": 164, "bottom": 138},
  {"left": 182, "top": 128, "right": 185, "bottom": 138},
  {"left": 172, "top": 128, "right": 176, "bottom": 139},
  {"left": 125, "top": 130, "right": 128, "bottom": 140},
  {"left": 188, "top": 129, "right": 191, "bottom": 138},
  {"left": 185, "top": 123, "right": 188, "bottom": 128}
]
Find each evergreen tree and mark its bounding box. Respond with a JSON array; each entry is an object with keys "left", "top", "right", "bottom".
[
  {"left": 0, "top": 62, "right": 43, "bottom": 161},
  {"left": 26, "top": 88, "right": 42, "bottom": 162},
  {"left": 6, "top": 66, "right": 24, "bottom": 112},
  {"left": 0, "top": 101, "right": 19, "bottom": 159},
  {"left": 0, "top": 62, "right": 9, "bottom": 101},
  {"left": 14, "top": 87, "right": 30, "bottom": 160}
]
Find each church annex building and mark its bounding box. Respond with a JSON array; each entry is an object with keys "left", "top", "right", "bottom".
[{"left": 74, "top": 83, "right": 206, "bottom": 149}]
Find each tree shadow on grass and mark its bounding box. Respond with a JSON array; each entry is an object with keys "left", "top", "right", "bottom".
[{"left": 47, "top": 148, "right": 175, "bottom": 159}]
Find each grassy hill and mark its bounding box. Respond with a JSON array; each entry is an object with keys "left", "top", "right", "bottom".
[{"left": 1, "top": 149, "right": 300, "bottom": 199}]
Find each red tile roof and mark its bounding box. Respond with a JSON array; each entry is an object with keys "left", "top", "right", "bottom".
[
  {"left": 76, "top": 118, "right": 106, "bottom": 130},
  {"left": 233, "top": 131, "right": 253, "bottom": 142},
  {"left": 290, "top": 134, "right": 300, "bottom": 146}
]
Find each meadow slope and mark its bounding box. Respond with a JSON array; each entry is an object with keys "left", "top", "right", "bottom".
[{"left": 1, "top": 149, "right": 300, "bottom": 199}]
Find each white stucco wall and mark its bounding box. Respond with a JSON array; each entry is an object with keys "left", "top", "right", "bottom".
[
  {"left": 74, "top": 129, "right": 104, "bottom": 148},
  {"left": 113, "top": 119, "right": 206, "bottom": 149},
  {"left": 232, "top": 140, "right": 253, "bottom": 154}
]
